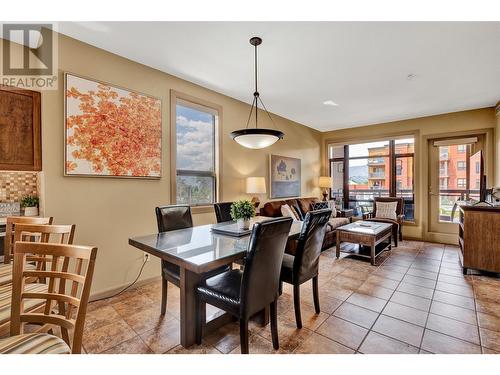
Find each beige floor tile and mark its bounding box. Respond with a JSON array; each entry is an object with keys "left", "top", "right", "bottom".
[
  {"left": 102, "top": 336, "right": 153, "bottom": 354},
  {"left": 83, "top": 319, "right": 137, "bottom": 353},
  {"left": 258, "top": 319, "right": 314, "bottom": 352},
  {"left": 432, "top": 290, "right": 475, "bottom": 310},
  {"left": 372, "top": 315, "right": 424, "bottom": 347},
  {"left": 168, "top": 343, "right": 220, "bottom": 354},
  {"left": 477, "top": 312, "right": 500, "bottom": 333},
  {"left": 139, "top": 318, "right": 180, "bottom": 353},
  {"left": 229, "top": 334, "right": 288, "bottom": 354},
  {"left": 359, "top": 331, "right": 419, "bottom": 354},
  {"left": 402, "top": 274, "right": 437, "bottom": 289},
  {"left": 421, "top": 329, "right": 481, "bottom": 354},
  {"left": 426, "top": 313, "right": 480, "bottom": 344},
  {"left": 480, "top": 328, "right": 500, "bottom": 352},
  {"left": 346, "top": 292, "right": 387, "bottom": 313},
  {"left": 357, "top": 281, "right": 394, "bottom": 300},
  {"left": 382, "top": 301, "right": 428, "bottom": 327},
  {"left": 396, "top": 282, "right": 434, "bottom": 299},
  {"left": 430, "top": 301, "right": 477, "bottom": 325},
  {"left": 316, "top": 316, "right": 368, "bottom": 350},
  {"left": 282, "top": 302, "right": 329, "bottom": 331},
  {"left": 390, "top": 291, "right": 431, "bottom": 312},
  {"left": 333, "top": 302, "right": 379, "bottom": 329},
  {"left": 293, "top": 332, "right": 354, "bottom": 354}
]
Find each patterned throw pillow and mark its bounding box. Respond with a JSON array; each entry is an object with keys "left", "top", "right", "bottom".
[
  {"left": 281, "top": 204, "right": 300, "bottom": 221},
  {"left": 311, "top": 201, "right": 329, "bottom": 210},
  {"left": 375, "top": 201, "right": 398, "bottom": 220}
]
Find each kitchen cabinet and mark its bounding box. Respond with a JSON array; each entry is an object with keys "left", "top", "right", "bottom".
[{"left": 0, "top": 86, "right": 41, "bottom": 171}]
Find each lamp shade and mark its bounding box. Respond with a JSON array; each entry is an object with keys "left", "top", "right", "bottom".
[
  {"left": 319, "top": 176, "right": 332, "bottom": 188},
  {"left": 246, "top": 177, "right": 267, "bottom": 194}
]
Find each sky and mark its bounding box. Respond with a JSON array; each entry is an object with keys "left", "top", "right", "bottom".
[{"left": 176, "top": 104, "right": 215, "bottom": 171}]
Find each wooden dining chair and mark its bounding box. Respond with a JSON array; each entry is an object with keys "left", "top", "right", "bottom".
[
  {"left": 0, "top": 241, "right": 97, "bottom": 354},
  {"left": 2, "top": 216, "right": 53, "bottom": 267},
  {"left": 0, "top": 224, "right": 76, "bottom": 336}
]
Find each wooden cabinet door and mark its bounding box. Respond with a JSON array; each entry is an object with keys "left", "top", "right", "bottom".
[{"left": 0, "top": 87, "right": 41, "bottom": 171}]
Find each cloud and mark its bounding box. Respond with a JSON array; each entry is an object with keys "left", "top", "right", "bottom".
[{"left": 176, "top": 115, "right": 214, "bottom": 171}]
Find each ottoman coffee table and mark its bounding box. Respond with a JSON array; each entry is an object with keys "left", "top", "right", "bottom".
[{"left": 336, "top": 221, "right": 392, "bottom": 265}]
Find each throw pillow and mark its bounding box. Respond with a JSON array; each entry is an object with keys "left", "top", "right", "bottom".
[
  {"left": 311, "top": 201, "right": 329, "bottom": 210},
  {"left": 375, "top": 201, "right": 398, "bottom": 220},
  {"left": 281, "top": 204, "right": 300, "bottom": 221}
]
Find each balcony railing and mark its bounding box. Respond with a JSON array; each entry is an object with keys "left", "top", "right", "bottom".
[
  {"left": 369, "top": 172, "right": 386, "bottom": 178},
  {"left": 368, "top": 158, "right": 385, "bottom": 165}
]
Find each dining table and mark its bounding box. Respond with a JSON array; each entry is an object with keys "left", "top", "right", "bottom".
[{"left": 128, "top": 216, "right": 302, "bottom": 348}]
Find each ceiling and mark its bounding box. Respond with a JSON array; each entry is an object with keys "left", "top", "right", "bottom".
[{"left": 58, "top": 22, "right": 500, "bottom": 132}]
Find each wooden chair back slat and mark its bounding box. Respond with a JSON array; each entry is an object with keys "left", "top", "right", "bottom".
[
  {"left": 12, "top": 224, "right": 76, "bottom": 282},
  {"left": 10, "top": 241, "right": 97, "bottom": 354},
  {"left": 3, "top": 217, "right": 53, "bottom": 264}
]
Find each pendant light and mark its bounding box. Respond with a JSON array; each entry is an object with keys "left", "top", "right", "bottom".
[{"left": 230, "top": 37, "right": 284, "bottom": 149}]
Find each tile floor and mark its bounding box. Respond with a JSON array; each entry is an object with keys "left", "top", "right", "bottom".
[{"left": 83, "top": 240, "right": 500, "bottom": 354}]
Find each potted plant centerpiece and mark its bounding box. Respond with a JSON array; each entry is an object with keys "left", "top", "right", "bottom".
[
  {"left": 21, "top": 195, "right": 39, "bottom": 217},
  {"left": 230, "top": 200, "right": 256, "bottom": 230}
]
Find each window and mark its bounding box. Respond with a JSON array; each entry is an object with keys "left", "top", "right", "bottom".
[
  {"left": 173, "top": 93, "right": 220, "bottom": 206},
  {"left": 329, "top": 137, "right": 415, "bottom": 221},
  {"left": 457, "top": 178, "right": 467, "bottom": 188},
  {"left": 457, "top": 145, "right": 466, "bottom": 153},
  {"left": 457, "top": 161, "right": 466, "bottom": 170},
  {"left": 475, "top": 161, "right": 480, "bottom": 173}
]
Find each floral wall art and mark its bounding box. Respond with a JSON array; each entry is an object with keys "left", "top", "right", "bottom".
[{"left": 64, "top": 73, "right": 162, "bottom": 178}]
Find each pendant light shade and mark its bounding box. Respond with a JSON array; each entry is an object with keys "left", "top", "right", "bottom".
[
  {"left": 231, "top": 129, "right": 284, "bottom": 149},
  {"left": 230, "top": 36, "right": 284, "bottom": 149}
]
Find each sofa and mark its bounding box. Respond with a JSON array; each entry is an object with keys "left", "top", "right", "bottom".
[{"left": 261, "top": 197, "right": 350, "bottom": 254}]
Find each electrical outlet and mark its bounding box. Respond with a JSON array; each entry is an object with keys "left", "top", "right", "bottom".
[{"left": 143, "top": 252, "right": 150, "bottom": 262}]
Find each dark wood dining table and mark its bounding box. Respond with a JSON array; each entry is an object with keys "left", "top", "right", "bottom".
[{"left": 128, "top": 216, "right": 302, "bottom": 348}]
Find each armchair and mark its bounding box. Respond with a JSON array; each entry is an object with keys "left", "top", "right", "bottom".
[{"left": 363, "top": 197, "right": 405, "bottom": 247}]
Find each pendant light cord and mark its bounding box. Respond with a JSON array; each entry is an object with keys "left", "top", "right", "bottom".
[{"left": 243, "top": 37, "right": 280, "bottom": 132}]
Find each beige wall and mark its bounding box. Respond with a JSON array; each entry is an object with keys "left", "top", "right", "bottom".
[
  {"left": 4, "top": 34, "right": 322, "bottom": 295},
  {"left": 322, "top": 108, "right": 497, "bottom": 243},
  {"left": 496, "top": 102, "right": 500, "bottom": 187}
]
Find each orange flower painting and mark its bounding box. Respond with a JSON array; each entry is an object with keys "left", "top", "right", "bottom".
[{"left": 65, "top": 74, "right": 162, "bottom": 178}]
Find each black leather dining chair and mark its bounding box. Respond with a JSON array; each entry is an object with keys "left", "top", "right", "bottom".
[
  {"left": 155, "top": 204, "right": 230, "bottom": 315},
  {"left": 195, "top": 217, "right": 293, "bottom": 354},
  {"left": 280, "top": 208, "right": 332, "bottom": 328},
  {"left": 214, "top": 202, "right": 234, "bottom": 223}
]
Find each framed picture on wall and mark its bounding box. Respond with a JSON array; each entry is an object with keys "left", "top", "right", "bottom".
[
  {"left": 269, "top": 154, "right": 301, "bottom": 198},
  {"left": 64, "top": 73, "right": 162, "bottom": 178}
]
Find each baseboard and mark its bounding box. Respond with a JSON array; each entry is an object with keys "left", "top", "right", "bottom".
[{"left": 89, "top": 275, "right": 162, "bottom": 302}]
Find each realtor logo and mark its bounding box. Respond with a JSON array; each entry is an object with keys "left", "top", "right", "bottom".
[{"left": 1, "top": 23, "right": 58, "bottom": 89}]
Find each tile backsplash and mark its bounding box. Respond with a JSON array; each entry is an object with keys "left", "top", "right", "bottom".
[{"left": 0, "top": 171, "right": 38, "bottom": 203}]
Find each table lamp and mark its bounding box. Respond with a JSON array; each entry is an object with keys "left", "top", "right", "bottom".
[
  {"left": 319, "top": 176, "right": 332, "bottom": 201},
  {"left": 246, "top": 177, "right": 266, "bottom": 207}
]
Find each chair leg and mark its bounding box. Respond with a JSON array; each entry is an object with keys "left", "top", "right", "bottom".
[
  {"left": 239, "top": 318, "right": 249, "bottom": 354},
  {"left": 399, "top": 229, "right": 403, "bottom": 241},
  {"left": 312, "top": 276, "right": 320, "bottom": 314},
  {"left": 279, "top": 281, "right": 283, "bottom": 295},
  {"left": 195, "top": 297, "right": 202, "bottom": 345},
  {"left": 270, "top": 299, "right": 279, "bottom": 350},
  {"left": 293, "top": 284, "right": 302, "bottom": 329},
  {"left": 161, "top": 277, "right": 168, "bottom": 315},
  {"left": 394, "top": 230, "right": 398, "bottom": 247}
]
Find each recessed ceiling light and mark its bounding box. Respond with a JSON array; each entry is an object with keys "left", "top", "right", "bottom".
[{"left": 323, "top": 100, "right": 339, "bottom": 106}]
